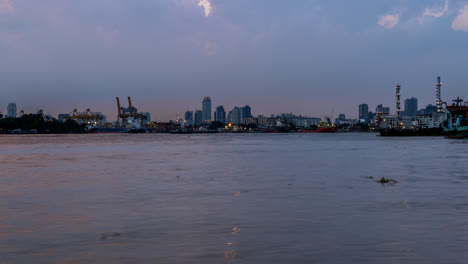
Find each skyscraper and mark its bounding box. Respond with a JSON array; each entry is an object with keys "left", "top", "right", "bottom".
[
  {"left": 7, "top": 102, "right": 17, "bottom": 118},
  {"left": 202, "top": 97, "right": 212, "bottom": 123},
  {"left": 194, "top": 110, "right": 203, "bottom": 126},
  {"left": 232, "top": 107, "right": 241, "bottom": 125},
  {"left": 359, "top": 104, "right": 369, "bottom": 119},
  {"left": 215, "top": 106, "right": 226, "bottom": 123},
  {"left": 185, "top": 111, "right": 194, "bottom": 125},
  {"left": 240, "top": 105, "right": 252, "bottom": 121}
]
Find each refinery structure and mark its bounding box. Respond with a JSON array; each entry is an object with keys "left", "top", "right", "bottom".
[{"left": 377, "top": 76, "right": 447, "bottom": 130}]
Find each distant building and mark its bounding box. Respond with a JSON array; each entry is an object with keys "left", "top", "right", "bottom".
[
  {"left": 376, "top": 104, "right": 390, "bottom": 114},
  {"left": 418, "top": 104, "right": 438, "bottom": 116},
  {"left": 290, "top": 117, "right": 321, "bottom": 127},
  {"left": 359, "top": 104, "right": 369, "bottom": 119},
  {"left": 375, "top": 104, "right": 390, "bottom": 128},
  {"left": 58, "top": 114, "right": 71, "bottom": 122},
  {"left": 214, "top": 106, "right": 226, "bottom": 123},
  {"left": 185, "top": 111, "right": 194, "bottom": 125},
  {"left": 241, "top": 105, "right": 252, "bottom": 121},
  {"left": 338, "top": 114, "right": 346, "bottom": 120},
  {"left": 142, "top": 112, "right": 150, "bottom": 125},
  {"left": 7, "top": 102, "right": 17, "bottom": 118},
  {"left": 402, "top": 97, "right": 418, "bottom": 117},
  {"left": 227, "top": 111, "right": 232, "bottom": 124},
  {"left": 232, "top": 107, "right": 241, "bottom": 125},
  {"left": 202, "top": 97, "right": 212, "bottom": 123},
  {"left": 194, "top": 110, "right": 203, "bottom": 126}
]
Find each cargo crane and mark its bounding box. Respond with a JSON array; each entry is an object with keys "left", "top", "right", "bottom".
[
  {"left": 116, "top": 97, "right": 125, "bottom": 125},
  {"left": 67, "top": 109, "right": 104, "bottom": 125},
  {"left": 116, "top": 97, "right": 148, "bottom": 127}
]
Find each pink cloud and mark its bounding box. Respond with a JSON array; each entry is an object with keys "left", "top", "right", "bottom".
[
  {"left": 0, "top": 0, "right": 14, "bottom": 14},
  {"left": 378, "top": 13, "right": 400, "bottom": 29},
  {"left": 452, "top": 5, "right": 468, "bottom": 32}
]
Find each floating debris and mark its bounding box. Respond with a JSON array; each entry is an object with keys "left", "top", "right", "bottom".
[
  {"left": 377, "top": 177, "right": 397, "bottom": 184},
  {"left": 232, "top": 227, "right": 241, "bottom": 234},
  {"left": 101, "top": 232, "right": 121, "bottom": 240}
]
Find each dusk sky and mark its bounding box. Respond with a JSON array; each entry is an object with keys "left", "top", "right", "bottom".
[{"left": 1, "top": 0, "right": 468, "bottom": 121}]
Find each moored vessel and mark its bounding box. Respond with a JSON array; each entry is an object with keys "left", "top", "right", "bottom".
[
  {"left": 442, "top": 97, "right": 468, "bottom": 139},
  {"left": 301, "top": 118, "right": 337, "bottom": 133}
]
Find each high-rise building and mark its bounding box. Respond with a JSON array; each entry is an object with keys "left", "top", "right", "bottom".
[
  {"left": 7, "top": 102, "right": 17, "bottom": 118},
  {"left": 185, "top": 111, "right": 193, "bottom": 122},
  {"left": 232, "top": 107, "right": 241, "bottom": 125},
  {"left": 214, "top": 106, "right": 226, "bottom": 123},
  {"left": 194, "top": 110, "right": 203, "bottom": 126},
  {"left": 241, "top": 105, "right": 252, "bottom": 121},
  {"left": 403, "top": 97, "right": 418, "bottom": 117},
  {"left": 227, "top": 111, "right": 232, "bottom": 124},
  {"left": 338, "top": 114, "right": 346, "bottom": 121},
  {"left": 202, "top": 97, "right": 212, "bottom": 123},
  {"left": 359, "top": 104, "right": 369, "bottom": 119}
]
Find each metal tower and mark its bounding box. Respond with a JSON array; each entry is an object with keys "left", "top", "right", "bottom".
[
  {"left": 436, "top": 76, "right": 442, "bottom": 112},
  {"left": 395, "top": 84, "right": 401, "bottom": 125}
]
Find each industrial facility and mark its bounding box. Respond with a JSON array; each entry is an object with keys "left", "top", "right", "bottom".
[
  {"left": 116, "top": 97, "right": 150, "bottom": 128},
  {"left": 58, "top": 109, "right": 107, "bottom": 127}
]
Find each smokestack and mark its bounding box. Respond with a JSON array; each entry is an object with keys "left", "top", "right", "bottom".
[
  {"left": 395, "top": 84, "right": 401, "bottom": 125},
  {"left": 436, "top": 76, "right": 442, "bottom": 112}
]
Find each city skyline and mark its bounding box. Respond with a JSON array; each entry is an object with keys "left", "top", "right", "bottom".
[
  {"left": 0, "top": 91, "right": 450, "bottom": 123},
  {"left": 2, "top": 0, "right": 468, "bottom": 120}
]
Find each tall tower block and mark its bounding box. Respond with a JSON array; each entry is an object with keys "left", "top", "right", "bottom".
[
  {"left": 395, "top": 84, "right": 401, "bottom": 123},
  {"left": 436, "top": 76, "right": 442, "bottom": 112}
]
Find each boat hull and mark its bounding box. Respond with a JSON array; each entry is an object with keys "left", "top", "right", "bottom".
[
  {"left": 301, "top": 127, "right": 338, "bottom": 133},
  {"left": 444, "top": 130, "right": 468, "bottom": 139}
]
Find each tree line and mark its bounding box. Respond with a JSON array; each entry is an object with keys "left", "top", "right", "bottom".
[{"left": 0, "top": 114, "right": 87, "bottom": 134}]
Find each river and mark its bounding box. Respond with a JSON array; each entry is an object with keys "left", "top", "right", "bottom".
[{"left": 1, "top": 133, "right": 467, "bottom": 263}]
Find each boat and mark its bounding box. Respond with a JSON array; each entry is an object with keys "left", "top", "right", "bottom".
[
  {"left": 442, "top": 97, "right": 468, "bottom": 139},
  {"left": 126, "top": 128, "right": 146, "bottom": 133},
  {"left": 301, "top": 118, "right": 337, "bottom": 133},
  {"left": 257, "top": 127, "right": 292, "bottom": 133},
  {"left": 89, "top": 127, "right": 125, "bottom": 133}
]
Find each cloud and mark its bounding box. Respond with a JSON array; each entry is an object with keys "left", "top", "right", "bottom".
[
  {"left": 452, "top": 4, "right": 468, "bottom": 32},
  {"left": 419, "top": 0, "right": 449, "bottom": 23},
  {"left": 204, "top": 41, "right": 218, "bottom": 56},
  {"left": 0, "top": 0, "right": 14, "bottom": 14},
  {"left": 198, "top": 0, "right": 212, "bottom": 17},
  {"left": 378, "top": 13, "right": 400, "bottom": 29}
]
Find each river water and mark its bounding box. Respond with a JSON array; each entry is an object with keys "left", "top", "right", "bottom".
[{"left": 0, "top": 133, "right": 467, "bottom": 263}]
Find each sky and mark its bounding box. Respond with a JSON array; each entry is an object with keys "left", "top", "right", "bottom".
[{"left": 1, "top": 0, "right": 468, "bottom": 121}]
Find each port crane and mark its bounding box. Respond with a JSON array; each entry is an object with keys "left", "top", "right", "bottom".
[{"left": 116, "top": 97, "right": 147, "bottom": 127}]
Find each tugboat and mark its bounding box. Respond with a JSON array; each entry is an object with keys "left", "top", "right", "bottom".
[{"left": 442, "top": 97, "right": 468, "bottom": 139}]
